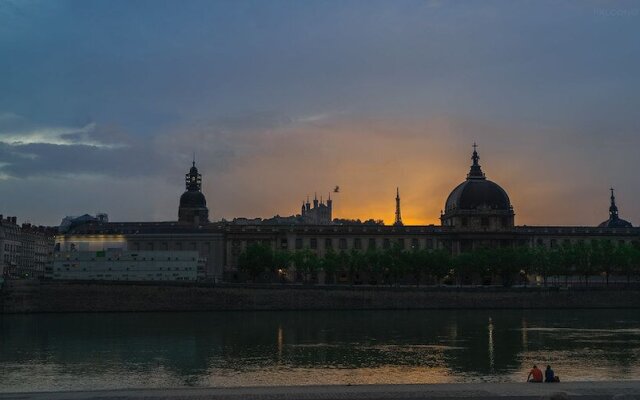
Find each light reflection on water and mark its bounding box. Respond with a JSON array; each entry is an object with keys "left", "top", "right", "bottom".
[{"left": 1, "top": 309, "right": 639, "bottom": 392}]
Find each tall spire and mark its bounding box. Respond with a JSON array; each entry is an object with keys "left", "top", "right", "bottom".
[
  {"left": 394, "top": 187, "right": 403, "bottom": 226},
  {"left": 609, "top": 187, "right": 619, "bottom": 220},
  {"left": 467, "top": 142, "right": 486, "bottom": 180}
]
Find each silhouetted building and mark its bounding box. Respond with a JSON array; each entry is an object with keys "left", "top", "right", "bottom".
[
  {"left": 179, "top": 161, "right": 209, "bottom": 225},
  {"left": 300, "top": 194, "right": 332, "bottom": 224},
  {"left": 55, "top": 147, "right": 639, "bottom": 283},
  {"left": 441, "top": 144, "right": 514, "bottom": 230},
  {"left": 599, "top": 188, "right": 633, "bottom": 228},
  {"left": 59, "top": 213, "right": 108, "bottom": 233},
  {"left": 394, "top": 188, "right": 403, "bottom": 226}
]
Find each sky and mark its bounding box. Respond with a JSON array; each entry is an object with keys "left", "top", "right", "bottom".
[{"left": 1, "top": 0, "right": 639, "bottom": 226}]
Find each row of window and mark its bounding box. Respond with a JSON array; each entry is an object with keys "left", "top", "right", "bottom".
[
  {"left": 285, "top": 237, "right": 436, "bottom": 251},
  {"left": 58, "top": 265, "right": 194, "bottom": 271},
  {"left": 3, "top": 243, "right": 21, "bottom": 252},
  {"left": 52, "top": 274, "right": 195, "bottom": 280},
  {"left": 131, "top": 242, "right": 212, "bottom": 252},
  {"left": 3, "top": 254, "right": 18, "bottom": 263},
  {"left": 459, "top": 216, "right": 511, "bottom": 227},
  {"left": 62, "top": 256, "right": 196, "bottom": 262},
  {"left": 535, "top": 238, "right": 629, "bottom": 247}
]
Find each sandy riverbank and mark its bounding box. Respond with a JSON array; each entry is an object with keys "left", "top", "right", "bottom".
[{"left": 2, "top": 381, "right": 640, "bottom": 400}]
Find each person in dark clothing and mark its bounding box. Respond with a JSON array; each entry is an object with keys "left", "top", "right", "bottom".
[{"left": 545, "top": 365, "right": 559, "bottom": 382}]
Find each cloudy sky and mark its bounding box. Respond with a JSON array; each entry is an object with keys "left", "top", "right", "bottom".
[{"left": 1, "top": 0, "right": 639, "bottom": 226}]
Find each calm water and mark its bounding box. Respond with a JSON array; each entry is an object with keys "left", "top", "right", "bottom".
[{"left": 1, "top": 309, "right": 640, "bottom": 392}]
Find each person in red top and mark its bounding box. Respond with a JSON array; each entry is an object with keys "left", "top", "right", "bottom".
[{"left": 527, "top": 365, "right": 543, "bottom": 382}]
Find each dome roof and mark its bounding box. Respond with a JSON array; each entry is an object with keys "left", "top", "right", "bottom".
[
  {"left": 598, "top": 188, "right": 632, "bottom": 228},
  {"left": 598, "top": 218, "right": 632, "bottom": 228},
  {"left": 445, "top": 179, "right": 511, "bottom": 212},
  {"left": 444, "top": 144, "right": 512, "bottom": 212},
  {"left": 180, "top": 190, "right": 207, "bottom": 208}
]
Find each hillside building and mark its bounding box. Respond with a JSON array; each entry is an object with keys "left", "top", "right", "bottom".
[{"left": 300, "top": 194, "right": 333, "bottom": 224}]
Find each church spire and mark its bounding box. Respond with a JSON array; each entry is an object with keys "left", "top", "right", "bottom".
[
  {"left": 609, "top": 187, "right": 619, "bottom": 220},
  {"left": 467, "top": 142, "right": 486, "bottom": 180},
  {"left": 394, "top": 187, "right": 403, "bottom": 226}
]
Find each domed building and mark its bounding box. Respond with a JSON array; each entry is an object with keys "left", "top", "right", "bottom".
[
  {"left": 598, "top": 188, "right": 632, "bottom": 228},
  {"left": 55, "top": 146, "right": 640, "bottom": 284},
  {"left": 441, "top": 144, "right": 514, "bottom": 230},
  {"left": 178, "top": 161, "right": 210, "bottom": 225}
]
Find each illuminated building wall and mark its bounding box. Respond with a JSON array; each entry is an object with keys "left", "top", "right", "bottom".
[{"left": 48, "top": 250, "right": 203, "bottom": 282}]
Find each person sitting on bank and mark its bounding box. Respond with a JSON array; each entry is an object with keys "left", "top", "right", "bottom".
[
  {"left": 545, "top": 365, "right": 559, "bottom": 382},
  {"left": 527, "top": 365, "right": 543, "bottom": 382}
]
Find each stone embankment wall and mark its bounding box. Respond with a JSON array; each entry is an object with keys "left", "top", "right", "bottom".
[{"left": 2, "top": 280, "right": 640, "bottom": 313}]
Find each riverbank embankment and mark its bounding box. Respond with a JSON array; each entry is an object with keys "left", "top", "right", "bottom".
[
  {"left": 3, "top": 381, "right": 640, "bottom": 400},
  {"left": 2, "top": 280, "right": 640, "bottom": 313}
]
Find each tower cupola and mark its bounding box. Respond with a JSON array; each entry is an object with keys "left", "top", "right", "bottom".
[
  {"left": 178, "top": 160, "right": 209, "bottom": 225},
  {"left": 598, "top": 188, "right": 632, "bottom": 228},
  {"left": 441, "top": 144, "right": 514, "bottom": 230}
]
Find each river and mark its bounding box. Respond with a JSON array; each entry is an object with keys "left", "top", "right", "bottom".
[{"left": 1, "top": 309, "right": 639, "bottom": 392}]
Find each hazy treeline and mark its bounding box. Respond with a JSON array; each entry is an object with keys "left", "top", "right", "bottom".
[{"left": 238, "top": 240, "right": 640, "bottom": 287}]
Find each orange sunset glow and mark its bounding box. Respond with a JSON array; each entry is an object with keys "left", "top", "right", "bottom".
[{"left": 172, "top": 115, "right": 632, "bottom": 227}]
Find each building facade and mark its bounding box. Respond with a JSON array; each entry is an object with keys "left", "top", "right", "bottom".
[
  {"left": 48, "top": 250, "right": 203, "bottom": 281},
  {"left": 1, "top": 216, "right": 55, "bottom": 282},
  {"left": 300, "top": 194, "right": 333, "bottom": 224},
  {"left": 55, "top": 150, "right": 639, "bottom": 283}
]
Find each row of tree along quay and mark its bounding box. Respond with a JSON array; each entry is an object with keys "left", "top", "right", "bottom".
[{"left": 236, "top": 241, "right": 640, "bottom": 287}]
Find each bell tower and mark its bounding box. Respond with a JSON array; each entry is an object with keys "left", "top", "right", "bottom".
[{"left": 178, "top": 160, "right": 210, "bottom": 225}]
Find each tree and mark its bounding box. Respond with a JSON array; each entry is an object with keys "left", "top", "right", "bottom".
[
  {"left": 321, "top": 249, "right": 340, "bottom": 284},
  {"left": 237, "top": 243, "right": 274, "bottom": 282},
  {"left": 430, "top": 249, "right": 452, "bottom": 285},
  {"left": 379, "top": 244, "right": 404, "bottom": 286},
  {"left": 630, "top": 245, "right": 640, "bottom": 285},
  {"left": 547, "top": 247, "right": 564, "bottom": 286},
  {"left": 616, "top": 243, "right": 640, "bottom": 286},
  {"left": 364, "top": 250, "right": 384, "bottom": 285},
  {"left": 531, "top": 246, "right": 551, "bottom": 286},
  {"left": 598, "top": 240, "right": 615, "bottom": 286},
  {"left": 273, "top": 249, "right": 291, "bottom": 282},
  {"left": 292, "top": 248, "right": 319, "bottom": 284},
  {"left": 574, "top": 241, "right": 596, "bottom": 286},
  {"left": 488, "top": 247, "right": 517, "bottom": 287},
  {"left": 514, "top": 246, "right": 533, "bottom": 286},
  {"left": 347, "top": 249, "right": 366, "bottom": 284},
  {"left": 452, "top": 251, "right": 475, "bottom": 286},
  {"left": 559, "top": 243, "right": 577, "bottom": 286},
  {"left": 405, "top": 249, "right": 424, "bottom": 287}
]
